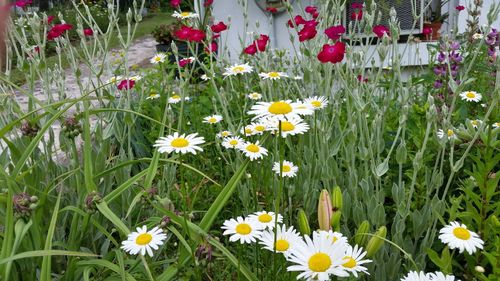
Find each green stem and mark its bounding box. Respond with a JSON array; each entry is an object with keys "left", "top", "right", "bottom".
[{"left": 140, "top": 255, "right": 155, "bottom": 281}]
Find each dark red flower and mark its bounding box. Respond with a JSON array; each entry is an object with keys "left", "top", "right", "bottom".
[
  {"left": 324, "top": 25, "right": 346, "bottom": 41},
  {"left": 52, "top": 23, "right": 73, "bottom": 33},
  {"left": 179, "top": 57, "right": 194, "bottom": 67},
  {"left": 47, "top": 30, "right": 62, "bottom": 40},
  {"left": 243, "top": 43, "right": 257, "bottom": 55},
  {"left": 170, "top": 0, "right": 181, "bottom": 7},
  {"left": 256, "top": 34, "right": 269, "bottom": 51},
  {"left": 351, "top": 2, "right": 363, "bottom": 21},
  {"left": 266, "top": 7, "right": 278, "bottom": 13},
  {"left": 304, "top": 19, "right": 319, "bottom": 29},
  {"left": 188, "top": 29, "right": 206, "bottom": 42},
  {"left": 15, "top": 0, "right": 32, "bottom": 8},
  {"left": 34, "top": 46, "right": 40, "bottom": 53},
  {"left": 47, "top": 15, "right": 55, "bottom": 25},
  {"left": 213, "top": 33, "right": 221, "bottom": 39},
  {"left": 304, "top": 6, "right": 317, "bottom": 14},
  {"left": 298, "top": 26, "right": 317, "bottom": 42},
  {"left": 117, "top": 79, "right": 135, "bottom": 90},
  {"left": 422, "top": 26, "right": 432, "bottom": 35},
  {"left": 205, "top": 41, "right": 218, "bottom": 53},
  {"left": 211, "top": 21, "right": 227, "bottom": 33},
  {"left": 357, "top": 75, "right": 368, "bottom": 83},
  {"left": 317, "top": 41, "right": 346, "bottom": 64},
  {"left": 287, "top": 15, "right": 306, "bottom": 28},
  {"left": 455, "top": 5, "right": 465, "bottom": 11},
  {"left": 83, "top": 28, "right": 93, "bottom": 37},
  {"left": 373, "top": 25, "right": 390, "bottom": 38},
  {"left": 174, "top": 26, "right": 193, "bottom": 41},
  {"left": 204, "top": 0, "right": 214, "bottom": 7}
]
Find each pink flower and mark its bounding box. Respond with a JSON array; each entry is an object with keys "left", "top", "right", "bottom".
[
  {"left": 304, "top": 19, "right": 319, "bottom": 29},
  {"left": 266, "top": 7, "right": 278, "bottom": 13},
  {"left": 298, "top": 26, "right": 317, "bottom": 42},
  {"left": 170, "top": 0, "right": 181, "bottom": 7},
  {"left": 324, "top": 25, "right": 345, "bottom": 41},
  {"left": 188, "top": 29, "right": 206, "bottom": 42},
  {"left": 174, "top": 26, "right": 193, "bottom": 41},
  {"left": 83, "top": 28, "right": 93, "bottom": 37},
  {"left": 243, "top": 43, "right": 257, "bottom": 55},
  {"left": 317, "top": 42, "right": 346, "bottom": 64},
  {"left": 47, "top": 15, "right": 55, "bottom": 25},
  {"left": 210, "top": 21, "right": 227, "bottom": 33},
  {"left": 351, "top": 2, "right": 363, "bottom": 21},
  {"left": 204, "top": 0, "right": 213, "bottom": 7},
  {"left": 205, "top": 41, "right": 218, "bottom": 53},
  {"left": 455, "top": 5, "right": 465, "bottom": 11},
  {"left": 15, "top": 0, "right": 32, "bottom": 8},
  {"left": 357, "top": 75, "right": 368, "bottom": 83},
  {"left": 47, "top": 24, "right": 73, "bottom": 40},
  {"left": 305, "top": 6, "right": 319, "bottom": 18},
  {"left": 422, "top": 26, "right": 432, "bottom": 35},
  {"left": 287, "top": 15, "right": 306, "bottom": 28},
  {"left": 256, "top": 34, "right": 269, "bottom": 52},
  {"left": 373, "top": 25, "right": 390, "bottom": 38},
  {"left": 117, "top": 79, "right": 135, "bottom": 90},
  {"left": 179, "top": 57, "right": 195, "bottom": 67}
]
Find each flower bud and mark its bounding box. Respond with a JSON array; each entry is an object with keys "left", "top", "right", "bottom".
[
  {"left": 330, "top": 210, "right": 342, "bottom": 231},
  {"left": 331, "top": 186, "right": 343, "bottom": 211},
  {"left": 354, "top": 220, "right": 371, "bottom": 246},
  {"left": 475, "top": 265, "right": 485, "bottom": 273},
  {"left": 366, "top": 226, "right": 387, "bottom": 257},
  {"left": 318, "top": 189, "right": 333, "bottom": 231},
  {"left": 297, "top": 208, "right": 311, "bottom": 236}
]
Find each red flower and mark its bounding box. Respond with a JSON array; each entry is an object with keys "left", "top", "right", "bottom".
[
  {"left": 298, "top": 26, "right": 317, "bottom": 42},
  {"left": 304, "top": 6, "right": 317, "bottom": 14},
  {"left": 52, "top": 23, "right": 73, "bottom": 33},
  {"left": 422, "top": 26, "right": 432, "bottom": 35},
  {"left": 34, "top": 46, "right": 40, "bottom": 53},
  {"left": 455, "top": 5, "right": 465, "bottom": 11},
  {"left": 83, "top": 28, "right": 93, "bottom": 37},
  {"left": 47, "top": 15, "right": 55, "bottom": 25},
  {"left": 256, "top": 34, "right": 269, "bottom": 51},
  {"left": 317, "top": 41, "right": 346, "bottom": 64},
  {"left": 205, "top": 41, "right": 218, "bottom": 53},
  {"left": 188, "top": 29, "right": 206, "bottom": 42},
  {"left": 175, "top": 26, "right": 193, "bottom": 41},
  {"left": 287, "top": 15, "right": 306, "bottom": 28},
  {"left": 373, "top": 25, "right": 390, "bottom": 38},
  {"left": 179, "top": 57, "right": 194, "bottom": 67},
  {"left": 357, "top": 75, "right": 368, "bottom": 83},
  {"left": 213, "top": 33, "right": 221, "bottom": 39},
  {"left": 324, "top": 25, "right": 345, "bottom": 41},
  {"left": 47, "top": 30, "right": 61, "bottom": 40},
  {"left": 304, "top": 19, "right": 319, "bottom": 29},
  {"left": 243, "top": 43, "right": 257, "bottom": 55},
  {"left": 15, "top": 0, "right": 32, "bottom": 8},
  {"left": 204, "top": 0, "right": 214, "bottom": 7},
  {"left": 170, "top": 0, "right": 181, "bottom": 7},
  {"left": 266, "top": 7, "right": 278, "bottom": 13},
  {"left": 211, "top": 21, "right": 227, "bottom": 33},
  {"left": 351, "top": 2, "right": 363, "bottom": 21},
  {"left": 117, "top": 79, "right": 135, "bottom": 90}
]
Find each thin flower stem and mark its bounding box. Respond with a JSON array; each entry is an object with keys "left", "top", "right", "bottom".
[{"left": 140, "top": 255, "right": 155, "bottom": 281}]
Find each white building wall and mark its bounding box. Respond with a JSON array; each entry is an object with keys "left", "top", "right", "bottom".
[{"left": 457, "top": 0, "right": 500, "bottom": 33}]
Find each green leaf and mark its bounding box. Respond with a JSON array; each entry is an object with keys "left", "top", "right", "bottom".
[
  {"left": 77, "top": 259, "right": 137, "bottom": 281},
  {"left": 0, "top": 250, "right": 98, "bottom": 265},
  {"left": 374, "top": 159, "right": 389, "bottom": 178},
  {"left": 96, "top": 202, "right": 130, "bottom": 236},
  {"left": 41, "top": 192, "right": 62, "bottom": 281}
]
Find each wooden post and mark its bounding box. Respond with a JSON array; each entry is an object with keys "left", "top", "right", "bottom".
[{"left": 0, "top": 0, "right": 9, "bottom": 71}]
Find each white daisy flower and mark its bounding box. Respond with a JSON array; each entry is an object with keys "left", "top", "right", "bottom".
[
  {"left": 341, "top": 244, "right": 372, "bottom": 277},
  {"left": 272, "top": 160, "right": 298, "bottom": 178},
  {"left": 428, "top": 272, "right": 459, "bottom": 281},
  {"left": 153, "top": 132, "right": 205, "bottom": 155},
  {"left": 240, "top": 125, "right": 255, "bottom": 136},
  {"left": 294, "top": 75, "right": 303, "bottom": 80},
  {"left": 248, "top": 211, "right": 283, "bottom": 230},
  {"left": 106, "top": 75, "right": 123, "bottom": 84},
  {"left": 172, "top": 11, "right": 199, "bottom": 19},
  {"left": 248, "top": 100, "right": 313, "bottom": 121},
  {"left": 247, "top": 92, "right": 262, "bottom": 100},
  {"left": 287, "top": 230, "right": 350, "bottom": 280},
  {"left": 469, "top": 119, "right": 482, "bottom": 129},
  {"left": 438, "top": 221, "right": 484, "bottom": 254},
  {"left": 223, "top": 63, "right": 254, "bottom": 76},
  {"left": 216, "top": 131, "right": 232, "bottom": 138},
  {"left": 492, "top": 122, "right": 500, "bottom": 129},
  {"left": 239, "top": 141, "right": 268, "bottom": 161},
  {"left": 304, "top": 96, "right": 329, "bottom": 110},
  {"left": 437, "top": 129, "right": 457, "bottom": 140},
  {"left": 203, "top": 115, "right": 223, "bottom": 124},
  {"left": 201, "top": 74, "right": 211, "bottom": 81},
  {"left": 250, "top": 122, "right": 267, "bottom": 135},
  {"left": 472, "top": 33, "right": 484, "bottom": 40},
  {"left": 150, "top": 53, "right": 166, "bottom": 64},
  {"left": 459, "top": 91, "right": 482, "bottom": 102},
  {"left": 120, "top": 225, "right": 167, "bottom": 257},
  {"left": 323, "top": 230, "right": 348, "bottom": 245},
  {"left": 266, "top": 116, "right": 310, "bottom": 138},
  {"left": 400, "top": 271, "right": 430, "bottom": 281},
  {"left": 221, "top": 216, "right": 263, "bottom": 244},
  {"left": 222, "top": 136, "right": 244, "bottom": 149},
  {"left": 146, "top": 92, "right": 160, "bottom": 100},
  {"left": 259, "top": 71, "right": 289, "bottom": 80},
  {"left": 259, "top": 224, "right": 303, "bottom": 258},
  {"left": 129, "top": 75, "right": 142, "bottom": 81},
  {"left": 168, "top": 94, "right": 190, "bottom": 104}
]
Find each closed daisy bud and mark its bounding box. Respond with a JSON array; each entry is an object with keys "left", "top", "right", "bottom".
[
  {"left": 297, "top": 208, "right": 311, "bottom": 235},
  {"left": 366, "top": 226, "right": 387, "bottom": 257},
  {"left": 318, "top": 189, "right": 333, "bottom": 231},
  {"left": 354, "top": 220, "right": 370, "bottom": 246}
]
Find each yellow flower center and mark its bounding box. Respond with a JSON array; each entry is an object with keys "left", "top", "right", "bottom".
[
  {"left": 258, "top": 213, "right": 273, "bottom": 223},
  {"left": 155, "top": 57, "right": 161, "bottom": 61},
  {"left": 181, "top": 12, "right": 191, "bottom": 17},
  {"left": 268, "top": 101, "right": 292, "bottom": 115},
  {"left": 135, "top": 233, "right": 153, "bottom": 245},
  {"left": 342, "top": 256, "right": 357, "bottom": 268},
  {"left": 222, "top": 132, "right": 230, "bottom": 137},
  {"left": 171, "top": 138, "right": 189, "bottom": 148},
  {"left": 235, "top": 223, "right": 252, "bottom": 235},
  {"left": 244, "top": 128, "right": 253, "bottom": 134},
  {"left": 311, "top": 101, "right": 322, "bottom": 108},
  {"left": 453, "top": 227, "right": 471, "bottom": 240},
  {"left": 208, "top": 117, "right": 217, "bottom": 123},
  {"left": 268, "top": 72, "right": 280, "bottom": 78},
  {"left": 495, "top": 122, "right": 500, "bottom": 127},
  {"left": 229, "top": 140, "right": 238, "bottom": 146},
  {"left": 447, "top": 129, "right": 454, "bottom": 137},
  {"left": 246, "top": 144, "right": 260, "bottom": 153},
  {"left": 233, "top": 66, "right": 245, "bottom": 72},
  {"left": 171, "top": 95, "right": 181, "bottom": 99},
  {"left": 282, "top": 165, "right": 291, "bottom": 172},
  {"left": 254, "top": 125, "right": 265, "bottom": 132},
  {"left": 275, "top": 239, "right": 290, "bottom": 251},
  {"left": 466, "top": 92, "right": 476, "bottom": 99},
  {"left": 332, "top": 236, "right": 338, "bottom": 243},
  {"left": 281, "top": 121, "right": 295, "bottom": 132},
  {"left": 308, "top": 253, "right": 332, "bottom": 272}
]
